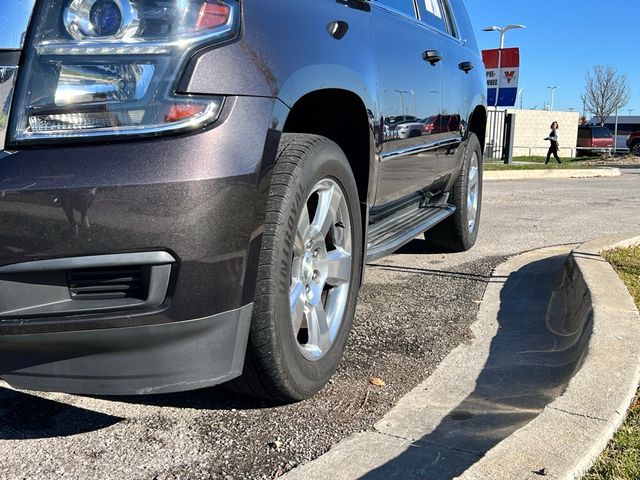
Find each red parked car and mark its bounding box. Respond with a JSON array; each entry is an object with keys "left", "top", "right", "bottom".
[
  {"left": 577, "top": 126, "right": 614, "bottom": 156},
  {"left": 626, "top": 132, "right": 640, "bottom": 156}
]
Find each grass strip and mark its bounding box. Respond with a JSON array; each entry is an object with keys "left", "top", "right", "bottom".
[{"left": 584, "top": 245, "right": 640, "bottom": 479}]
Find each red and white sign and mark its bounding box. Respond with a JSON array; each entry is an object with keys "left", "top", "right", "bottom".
[{"left": 482, "top": 47, "right": 520, "bottom": 107}]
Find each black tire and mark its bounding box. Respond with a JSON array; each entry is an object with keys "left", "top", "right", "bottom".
[
  {"left": 632, "top": 142, "right": 640, "bottom": 157},
  {"left": 424, "top": 133, "right": 483, "bottom": 252},
  {"left": 232, "top": 133, "right": 362, "bottom": 402}
]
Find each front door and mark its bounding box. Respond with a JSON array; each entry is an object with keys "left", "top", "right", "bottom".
[
  {"left": 432, "top": 0, "right": 475, "bottom": 178},
  {"left": 371, "top": 0, "right": 444, "bottom": 206}
]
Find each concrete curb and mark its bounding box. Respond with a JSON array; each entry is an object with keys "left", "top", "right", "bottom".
[
  {"left": 484, "top": 167, "right": 621, "bottom": 181},
  {"left": 459, "top": 233, "right": 640, "bottom": 480},
  {"left": 282, "top": 235, "right": 640, "bottom": 480}
]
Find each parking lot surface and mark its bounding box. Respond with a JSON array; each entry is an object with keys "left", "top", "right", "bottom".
[{"left": 1, "top": 174, "right": 639, "bottom": 480}]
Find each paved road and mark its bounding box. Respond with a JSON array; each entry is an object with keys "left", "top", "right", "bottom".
[{"left": 1, "top": 174, "right": 639, "bottom": 480}]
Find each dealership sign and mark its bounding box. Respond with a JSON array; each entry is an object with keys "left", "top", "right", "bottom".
[{"left": 482, "top": 47, "right": 520, "bottom": 107}]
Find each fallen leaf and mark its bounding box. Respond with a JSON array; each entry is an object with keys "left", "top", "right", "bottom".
[{"left": 369, "top": 376, "right": 385, "bottom": 387}]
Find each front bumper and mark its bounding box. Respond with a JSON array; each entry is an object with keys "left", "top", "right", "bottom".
[
  {"left": 0, "top": 96, "right": 282, "bottom": 393},
  {"left": 1, "top": 304, "right": 253, "bottom": 395}
]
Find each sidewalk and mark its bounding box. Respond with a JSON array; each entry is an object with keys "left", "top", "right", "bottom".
[
  {"left": 283, "top": 245, "right": 582, "bottom": 479},
  {"left": 283, "top": 236, "right": 640, "bottom": 479},
  {"left": 484, "top": 167, "right": 620, "bottom": 180}
]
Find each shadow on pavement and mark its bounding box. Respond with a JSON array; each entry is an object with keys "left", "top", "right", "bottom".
[
  {"left": 395, "top": 238, "right": 455, "bottom": 255},
  {"left": 0, "top": 387, "right": 123, "bottom": 439},
  {"left": 361, "top": 252, "right": 592, "bottom": 479},
  {"left": 91, "top": 386, "right": 278, "bottom": 410},
  {"left": 367, "top": 262, "right": 494, "bottom": 283}
]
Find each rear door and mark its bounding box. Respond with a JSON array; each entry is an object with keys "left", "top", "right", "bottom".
[
  {"left": 371, "top": 0, "right": 444, "bottom": 206},
  {"left": 433, "top": 0, "right": 481, "bottom": 179}
]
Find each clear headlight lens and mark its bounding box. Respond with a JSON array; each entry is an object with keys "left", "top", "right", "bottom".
[{"left": 10, "top": 0, "right": 239, "bottom": 144}]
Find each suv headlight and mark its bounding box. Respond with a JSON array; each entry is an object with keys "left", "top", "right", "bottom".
[{"left": 9, "top": 0, "right": 239, "bottom": 144}]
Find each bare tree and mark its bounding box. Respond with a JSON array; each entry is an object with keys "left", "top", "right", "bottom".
[{"left": 581, "top": 65, "right": 630, "bottom": 125}]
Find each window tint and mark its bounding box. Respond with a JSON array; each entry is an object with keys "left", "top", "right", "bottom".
[
  {"left": 421, "top": 0, "right": 447, "bottom": 32},
  {"left": 376, "top": 0, "right": 417, "bottom": 18},
  {"left": 592, "top": 127, "right": 612, "bottom": 138},
  {"left": 617, "top": 124, "right": 638, "bottom": 135},
  {"left": 446, "top": 0, "right": 479, "bottom": 51},
  {"left": 604, "top": 124, "right": 639, "bottom": 135},
  {"left": 578, "top": 128, "right": 590, "bottom": 140}
]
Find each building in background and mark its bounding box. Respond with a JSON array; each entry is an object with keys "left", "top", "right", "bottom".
[{"left": 486, "top": 109, "right": 580, "bottom": 159}]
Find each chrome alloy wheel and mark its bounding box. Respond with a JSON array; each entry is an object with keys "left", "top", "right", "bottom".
[
  {"left": 289, "top": 178, "right": 352, "bottom": 361},
  {"left": 467, "top": 151, "right": 479, "bottom": 233}
]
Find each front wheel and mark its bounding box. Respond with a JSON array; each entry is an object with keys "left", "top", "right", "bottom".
[
  {"left": 632, "top": 142, "right": 640, "bottom": 157},
  {"left": 424, "top": 132, "right": 483, "bottom": 252},
  {"left": 233, "top": 134, "right": 362, "bottom": 402}
]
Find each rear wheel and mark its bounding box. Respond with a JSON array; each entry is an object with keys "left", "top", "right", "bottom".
[
  {"left": 424, "top": 133, "right": 483, "bottom": 252},
  {"left": 632, "top": 142, "right": 640, "bottom": 157},
  {"left": 233, "top": 134, "right": 362, "bottom": 402}
]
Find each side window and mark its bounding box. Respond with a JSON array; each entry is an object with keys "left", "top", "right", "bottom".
[
  {"left": 375, "top": 0, "right": 417, "bottom": 18},
  {"left": 421, "top": 0, "right": 447, "bottom": 32}
]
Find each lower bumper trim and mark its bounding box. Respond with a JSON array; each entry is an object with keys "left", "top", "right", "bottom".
[{"left": 0, "top": 303, "right": 252, "bottom": 395}]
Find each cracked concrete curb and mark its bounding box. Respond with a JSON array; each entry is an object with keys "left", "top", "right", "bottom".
[
  {"left": 484, "top": 167, "right": 621, "bottom": 181},
  {"left": 459, "top": 233, "right": 640, "bottom": 480}
]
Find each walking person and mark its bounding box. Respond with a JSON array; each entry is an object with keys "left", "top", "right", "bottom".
[{"left": 545, "top": 121, "right": 562, "bottom": 164}]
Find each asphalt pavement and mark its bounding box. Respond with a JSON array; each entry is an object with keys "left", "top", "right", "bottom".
[{"left": 1, "top": 173, "right": 639, "bottom": 480}]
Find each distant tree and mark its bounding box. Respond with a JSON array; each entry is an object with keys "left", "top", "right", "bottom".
[{"left": 581, "top": 65, "right": 630, "bottom": 125}]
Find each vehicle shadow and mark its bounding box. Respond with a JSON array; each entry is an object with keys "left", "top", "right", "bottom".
[
  {"left": 91, "top": 386, "right": 279, "bottom": 411},
  {"left": 0, "top": 387, "right": 123, "bottom": 439},
  {"left": 360, "top": 252, "right": 592, "bottom": 479},
  {"left": 367, "top": 262, "right": 493, "bottom": 282},
  {"left": 0, "top": 384, "right": 279, "bottom": 440},
  {"left": 395, "top": 238, "right": 452, "bottom": 255}
]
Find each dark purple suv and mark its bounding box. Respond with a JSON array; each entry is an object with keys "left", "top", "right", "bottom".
[{"left": 0, "top": 0, "right": 486, "bottom": 401}]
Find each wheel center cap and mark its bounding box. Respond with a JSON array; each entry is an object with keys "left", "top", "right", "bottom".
[{"left": 302, "top": 253, "right": 314, "bottom": 284}]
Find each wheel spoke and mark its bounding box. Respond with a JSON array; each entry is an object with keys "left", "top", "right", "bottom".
[
  {"left": 307, "top": 302, "right": 332, "bottom": 353},
  {"left": 312, "top": 185, "right": 343, "bottom": 236},
  {"left": 469, "top": 167, "right": 478, "bottom": 188},
  {"left": 290, "top": 281, "right": 306, "bottom": 333},
  {"left": 325, "top": 249, "right": 351, "bottom": 286},
  {"left": 295, "top": 205, "right": 311, "bottom": 253}
]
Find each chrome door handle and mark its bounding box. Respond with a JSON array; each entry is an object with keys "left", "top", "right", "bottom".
[
  {"left": 422, "top": 50, "right": 443, "bottom": 65},
  {"left": 458, "top": 61, "right": 474, "bottom": 73}
]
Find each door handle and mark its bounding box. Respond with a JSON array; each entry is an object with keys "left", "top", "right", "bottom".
[
  {"left": 458, "top": 61, "right": 474, "bottom": 73},
  {"left": 422, "top": 50, "right": 443, "bottom": 65}
]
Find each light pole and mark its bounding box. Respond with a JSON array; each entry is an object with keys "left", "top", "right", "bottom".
[
  {"left": 482, "top": 25, "right": 526, "bottom": 107},
  {"left": 482, "top": 24, "right": 526, "bottom": 49},
  {"left": 547, "top": 86, "right": 558, "bottom": 111},
  {"left": 614, "top": 106, "right": 619, "bottom": 154},
  {"left": 516, "top": 87, "right": 525, "bottom": 109},
  {"left": 394, "top": 90, "right": 409, "bottom": 116}
]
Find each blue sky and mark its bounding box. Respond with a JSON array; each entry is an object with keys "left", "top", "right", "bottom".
[{"left": 465, "top": 1, "right": 638, "bottom": 117}]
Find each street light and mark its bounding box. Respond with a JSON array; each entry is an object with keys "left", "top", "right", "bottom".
[
  {"left": 394, "top": 90, "right": 409, "bottom": 116},
  {"left": 547, "top": 86, "right": 559, "bottom": 111},
  {"left": 482, "top": 24, "right": 526, "bottom": 49}
]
